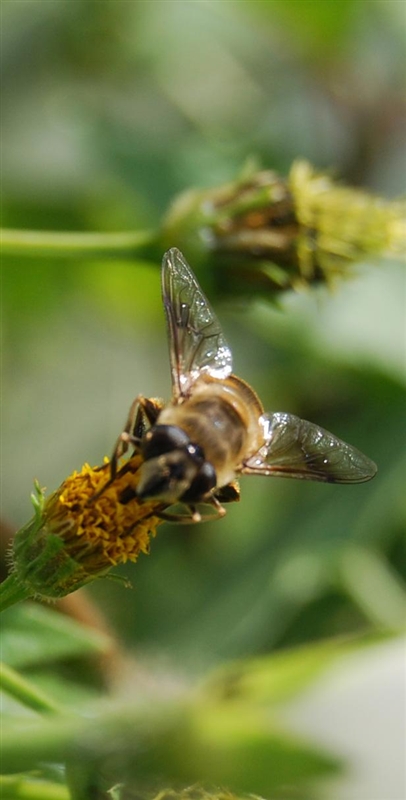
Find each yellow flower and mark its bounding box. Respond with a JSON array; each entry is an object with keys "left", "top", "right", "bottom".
[
  {"left": 51, "top": 456, "right": 161, "bottom": 568},
  {"left": 3, "top": 456, "right": 163, "bottom": 606}
]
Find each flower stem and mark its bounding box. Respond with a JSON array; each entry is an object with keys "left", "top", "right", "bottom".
[
  {"left": 1, "top": 227, "right": 160, "bottom": 260},
  {"left": 0, "top": 573, "right": 31, "bottom": 612},
  {"left": 0, "top": 775, "right": 71, "bottom": 800},
  {"left": 0, "top": 661, "right": 66, "bottom": 715}
]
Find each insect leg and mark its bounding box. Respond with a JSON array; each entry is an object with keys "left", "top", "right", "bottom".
[
  {"left": 156, "top": 495, "right": 226, "bottom": 524},
  {"left": 156, "top": 505, "right": 202, "bottom": 524},
  {"left": 110, "top": 395, "right": 164, "bottom": 481},
  {"left": 214, "top": 481, "right": 241, "bottom": 505},
  {"left": 88, "top": 396, "right": 163, "bottom": 504},
  {"left": 208, "top": 494, "right": 227, "bottom": 518}
]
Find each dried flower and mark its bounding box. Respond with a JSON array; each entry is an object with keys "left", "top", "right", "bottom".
[
  {"left": 161, "top": 160, "right": 406, "bottom": 297},
  {"left": 290, "top": 160, "right": 406, "bottom": 279}
]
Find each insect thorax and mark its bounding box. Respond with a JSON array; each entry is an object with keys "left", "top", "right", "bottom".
[{"left": 157, "top": 376, "right": 264, "bottom": 487}]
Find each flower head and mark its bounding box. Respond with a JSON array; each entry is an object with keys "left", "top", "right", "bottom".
[
  {"left": 162, "top": 160, "right": 405, "bottom": 298},
  {"left": 9, "top": 455, "right": 163, "bottom": 602}
]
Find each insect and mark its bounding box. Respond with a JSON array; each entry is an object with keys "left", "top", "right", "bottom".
[{"left": 110, "top": 248, "right": 377, "bottom": 523}]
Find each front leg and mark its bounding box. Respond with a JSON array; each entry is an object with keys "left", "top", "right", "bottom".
[
  {"left": 214, "top": 480, "right": 240, "bottom": 505},
  {"left": 156, "top": 494, "right": 227, "bottom": 524},
  {"left": 109, "top": 395, "right": 164, "bottom": 482},
  {"left": 89, "top": 396, "right": 164, "bottom": 504}
]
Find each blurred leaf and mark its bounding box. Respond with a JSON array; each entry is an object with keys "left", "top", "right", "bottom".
[
  {"left": 0, "top": 660, "right": 66, "bottom": 716},
  {"left": 0, "top": 775, "right": 70, "bottom": 800},
  {"left": 202, "top": 632, "right": 388, "bottom": 707},
  {"left": 1, "top": 602, "right": 111, "bottom": 669},
  {"left": 155, "top": 706, "right": 340, "bottom": 797},
  {"left": 1, "top": 698, "right": 340, "bottom": 797},
  {"left": 339, "top": 545, "right": 406, "bottom": 631},
  {"left": 247, "top": 0, "right": 358, "bottom": 58}
]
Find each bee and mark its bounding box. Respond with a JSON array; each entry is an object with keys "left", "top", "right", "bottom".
[{"left": 110, "top": 248, "right": 377, "bottom": 523}]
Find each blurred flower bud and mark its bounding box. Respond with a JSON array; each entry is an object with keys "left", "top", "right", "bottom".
[{"left": 161, "top": 160, "right": 405, "bottom": 297}]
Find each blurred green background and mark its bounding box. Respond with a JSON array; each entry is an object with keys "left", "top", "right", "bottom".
[{"left": 2, "top": 2, "right": 405, "bottom": 798}]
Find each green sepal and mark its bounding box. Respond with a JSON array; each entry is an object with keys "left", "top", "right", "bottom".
[
  {"left": 12, "top": 514, "right": 109, "bottom": 600},
  {"left": 31, "top": 479, "right": 47, "bottom": 521}
]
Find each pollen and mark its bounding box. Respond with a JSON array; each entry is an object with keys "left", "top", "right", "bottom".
[{"left": 47, "top": 456, "right": 162, "bottom": 568}]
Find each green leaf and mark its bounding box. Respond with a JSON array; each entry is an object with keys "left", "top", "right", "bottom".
[
  {"left": 0, "top": 775, "right": 70, "bottom": 800},
  {"left": 1, "top": 701, "right": 340, "bottom": 797},
  {"left": 339, "top": 545, "right": 406, "bottom": 631},
  {"left": 247, "top": 0, "right": 359, "bottom": 58},
  {"left": 1, "top": 602, "right": 111, "bottom": 669},
  {"left": 169, "top": 704, "right": 341, "bottom": 795},
  {"left": 202, "top": 633, "right": 389, "bottom": 706},
  {"left": 66, "top": 704, "right": 341, "bottom": 798},
  {"left": 0, "top": 661, "right": 65, "bottom": 715}
]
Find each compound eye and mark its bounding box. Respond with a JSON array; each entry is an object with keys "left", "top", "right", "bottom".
[
  {"left": 181, "top": 461, "right": 217, "bottom": 503},
  {"left": 142, "top": 425, "right": 190, "bottom": 461}
]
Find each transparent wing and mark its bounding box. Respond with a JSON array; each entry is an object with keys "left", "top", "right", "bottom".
[
  {"left": 242, "top": 411, "right": 377, "bottom": 483},
  {"left": 162, "top": 248, "right": 233, "bottom": 398}
]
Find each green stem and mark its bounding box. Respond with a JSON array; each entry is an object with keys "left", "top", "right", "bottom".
[
  {"left": 0, "top": 775, "right": 71, "bottom": 800},
  {"left": 1, "top": 227, "right": 160, "bottom": 260},
  {"left": 2, "top": 715, "right": 82, "bottom": 774},
  {"left": 0, "top": 573, "right": 31, "bottom": 612},
  {"left": 0, "top": 662, "right": 66, "bottom": 715}
]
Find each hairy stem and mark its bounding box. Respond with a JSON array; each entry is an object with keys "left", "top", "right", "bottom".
[{"left": 0, "top": 573, "right": 31, "bottom": 612}]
